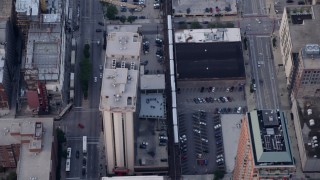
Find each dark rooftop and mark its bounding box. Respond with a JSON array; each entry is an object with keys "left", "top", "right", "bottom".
[{"left": 175, "top": 42, "right": 245, "bottom": 79}]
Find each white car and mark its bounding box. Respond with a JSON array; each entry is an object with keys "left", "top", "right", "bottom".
[
  {"left": 180, "top": 135, "right": 187, "bottom": 143},
  {"left": 201, "top": 138, "right": 208, "bottom": 143},
  {"left": 212, "top": 87, "right": 215, "bottom": 93},
  {"left": 214, "top": 124, "right": 222, "bottom": 129},
  {"left": 226, "top": 88, "right": 230, "bottom": 92},
  {"left": 216, "top": 154, "right": 223, "bottom": 159},
  {"left": 100, "top": 73, "right": 103, "bottom": 79},
  {"left": 216, "top": 158, "right": 224, "bottom": 163},
  {"left": 94, "top": 77, "right": 97, "bottom": 82},
  {"left": 99, "top": 65, "right": 103, "bottom": 70},
  {"left": 237, "top": 107, "right": 242, "bottom": 114},
  {"left": 193, "top": 129, "right": 201, "bottom": 134},
  {"left": 199, "top": 121, "right": 206, "bottom": 126}
]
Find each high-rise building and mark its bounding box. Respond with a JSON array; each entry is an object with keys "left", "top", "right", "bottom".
[
  {"left": 99, "top": 26, "right": 142, "bottom": 175},
  {"left": 291, "top": 44, "right": 320, "bottom": 99},
  {"left": 233, "top": 110, "right": 295, "bottom": 179}
]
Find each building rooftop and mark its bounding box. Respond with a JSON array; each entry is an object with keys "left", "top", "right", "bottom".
[
  {"left": 102, "top": 176, "right": 165, "bottom": 180},
  {"left": 300, "top": 44, "right": 320, "bottom": 69},
  {"left": 140, "top": 74, "right": 165, "bottom": 90},
  {"left": 0, "top": 118, "right": 54, "bottom": 180},
  {"left": 15, "top": 0, "right": 40, "bottom": 16},
  {"left": 174, "top": 28, "right": 241, "bottom": 43},
  {"left": 0, "top": 0, "right": 13, "bottom": 19},
  {"left": 25, "top": 25, "right": 61, "bottom": 81},
  {"left": 106, "top": 32, "right": 142, "bottom": 58},
  {"left": 139, "top": 93, "right": 166, "bottom": 119},
  {"left": 286, "top": 5, "right": 320, "bottom": 52},
  {"left": 100, "top": 30, "right": 142, "bottom": 112},
  {"left": 298, "top": 100, "right": 320, "bottom": 158},
  {"left": 247, "top": 110, "right": 294, "bottom": 166}
]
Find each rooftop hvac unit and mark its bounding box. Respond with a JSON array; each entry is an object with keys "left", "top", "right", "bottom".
[
  {"left": 307, "top": 109, "right": 312, "bottom": 115},
  {"left": 309, "top": 119, "right": 315, "bottom": 126},
  {"left": 305, "top": 44, "right": 320, "bottom": 55}
]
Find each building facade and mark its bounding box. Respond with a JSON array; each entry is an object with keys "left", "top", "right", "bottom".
[
  {"left": 291, "top": 44, "right": 320, "bottom": 99},
  {"left": 100, "top": 27, "right": 142, "bottom": 175},
  {"left": 233, "top": 110, "right": 296, "bottom": 179}
]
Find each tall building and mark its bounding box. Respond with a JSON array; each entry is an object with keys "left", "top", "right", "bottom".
[
  {"left": 291, "top": 99, "right": 320, "bottom": 172},
  {"left": 233, "top": 110, "right": 295, "bottom": 179},
  {"left": 16, "top": 0, "right": 67, "bottom": 114},
  {"left": 279, "top": 5, "right": 320, "bottom": 88},
  {"left": 0, "top": 118, "right": 57, "bottom": 179},
  {"left": 99, "top": 26, "right": 142, "bottom": 175},
  {"left": 291, "top": 44, "right": 320, "bottom": 99},
  {"left": 0, "top": 0, "right": 18, "bottom": 112}
]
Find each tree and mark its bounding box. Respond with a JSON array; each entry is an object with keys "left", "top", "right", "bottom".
[
  {"left": 56, "top": 128, "right": 66, "bottom": 143},
  {"left": 83, "top": 44, "right": 90, "bottom": 58},
  {"left": 213, "top": 170, "right": 225, "bottom": 180},
  {"left": 216, "top": 22, "right": 224, "bottom": 28},
  {"left": 80, "top": 57, "right": 92, "bottom": 98},
  {"left": 127, "top": 16, "right": 136, "bottom": 24},
  {"left": 208, "top": 23, "right": 216, "bottom": 28},
  {"left": 6, "top": 172, "right": 17, "bottom": 180},
  {"left": 106, "top": 5, "right": 118, "bottom": 20},
  {"left": 178, "top": 23, "right": 188, "bottom": 29},
  {"left": 190, "top": 21, "right": 202, "bottom": 29},
  {"left": 225, "top": 22, "right": 234, "bottom": 28},
  {"left": 119, "top": 15, "right": 127, "bottom": 23}
]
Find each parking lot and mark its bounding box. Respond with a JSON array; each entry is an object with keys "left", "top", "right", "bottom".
[{"left": 176, "top": 80, "right": 247, "bottom": 175}]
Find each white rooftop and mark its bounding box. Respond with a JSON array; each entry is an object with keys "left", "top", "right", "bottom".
[
  {"left": 42, "top": 14, "right": 61, "bottom": 23},
  {"left": 15, "top": 0, "right": 39, "bottom": 16},
  {"left": 0, "top": 118, "right": 54, "bottom": 180},
  {"left": 140, "top": 74, "right": 165, "bottom": 90},
  {"left": 106, "top": 32, "right": 142, "bottom": 58},
  {"left": 102, "top": 176, "right": 165, "bottom": 180},
  {"left": 175, "top": 28, "right": 241, "bottom": 43}
]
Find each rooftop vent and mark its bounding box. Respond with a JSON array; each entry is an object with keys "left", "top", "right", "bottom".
[{"left": 305, "top": 44, "right": 320, "bottom": 55}]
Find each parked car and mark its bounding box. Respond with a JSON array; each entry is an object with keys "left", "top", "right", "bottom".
[
  {"left": 96, "top": 29, "right": 102, "bottom": 32},
  {"left": 98, "top": 22, "right": 104, "bottom": 26},
  {"left": 78, "top": 123, "right": 84, "bottom": 128},
  {"left": 76, "top": 150, "right": 80, "bottom": 159}
]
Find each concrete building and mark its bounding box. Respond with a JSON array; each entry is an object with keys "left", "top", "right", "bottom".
[
  {"left": 0, "top": 118, "right": 57, "bottom": 180},
  {"left": 174, "top": 28, "right": 245, "bottom": 80},
  {"left": 291, "top": 44, "right": 320, "bottom": 99},
  {"left": 99, "top": 26, "right": 142, "bottom": 175},
  {"left": 18, "top": 0, "right": 67, "bottom": 114},
  {"left": 172, "top": 0, "right": 237, "bottom": 17},
  {"left": 0, "top": 0, "right": 18, "bottom": 113},
  {"left": 291, "top": 99, "right": 320, "bottom": 172},
  {"left": 233, "top": 110, "right": 295, "bottom": 179},
  {"left": 279, "top": 5, "right": 320, "bottom": 89}
]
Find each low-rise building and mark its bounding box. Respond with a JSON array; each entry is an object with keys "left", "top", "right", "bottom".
[
  {"left": 0, "top": 118, "right": 57, "bottom": 180},
  {"left": 233, "top": 110, "right": 295, "bottom": 179}
]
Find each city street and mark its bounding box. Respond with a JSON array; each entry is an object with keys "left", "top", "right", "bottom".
[{"left": 248, "top": 36, "right": 280, "bottom": 110}]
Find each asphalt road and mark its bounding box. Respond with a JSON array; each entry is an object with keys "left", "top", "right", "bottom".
[
  {"left": 248, "top": 36, "right": 280, "bottom": 110},
  {"left": 63, "top": 0, "right": 104, "bottom": 179}
]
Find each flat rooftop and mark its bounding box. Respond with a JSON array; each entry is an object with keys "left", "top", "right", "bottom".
[
  {"left": 139, "top": 93, "right": 165, "bottom": 119},
  {"left": 15, "top": 0, "right": 39, "bottom": 16},
  {"left": 0, "top": 118, "right": 54, "bottom": 180},
  {"left": 221, "top": 115, "right": 242, "bottom": 173},
  {"left": 175, "top": 28, "right": 241, "bottom": 43},
  {"left": 105, "top": 32, "right": 142, "bottom": 58},
  {"left": 300, "top": 44, "right": 320, "bottom": 69},
  {"left": 135, "top": 119, "right": 168, "bottom": 168},
  {"left": 0, "top": 0, "right": 13, "bottom": 18},
  {"left": 25, "top": 25, "right": 62, "bottom": 81},
  {"left": 172, "top": 0, "right": 237, "bottom": 16},
  {"left": 247, "top": 110, "right": 294, "bottom": 166},
  {"left": 175, "top": 41, "right": 245, "bottom": 79},
  {"left": 298, "top": 100, "right": 320, "bottom": 158},
  {"left": 286, "top": 5, "right": 320, "bottom": 52},
  {"left": 140, "top": 74, "right": 165, "bottom": 90},
  {"left": 100, "top": 31, "right": 142, "bottom": 112}
]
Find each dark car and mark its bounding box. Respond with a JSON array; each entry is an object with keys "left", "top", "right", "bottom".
[
  {"left": 139, "top": 16, "right": 146, "bottom": 19},
  {"left": 98, "top": 22, "right": 104, "bottom": 26},
  {"left": 96, "top": 29, "right": 102, "bottom": 32},
  {"left": 238, "top": 86, "right": 243, "bottom": 92},
  {"left": 82, "top": 168, "right": 86, "bottom": 176},
  {"left": 286, "top": 0, "right": 293, "bottom": 2},
  {"left": 78, "top": 123, "right": 84, "bottom": 128},
  {"left": 200, "top": 87, "right": 205, "bottom": 93},
  {"left": 202, "top": 21, "right": 209, "bottom": 24},
  {"left": 76, "top": 150, "right": 80, "bottom": 159},
  {"left": 298, "top": 1, "right": 305, "bottom": 4},
  {"left": 230, "top": 86, "right": 234, "bottom": 92},
  {"left": 121, "top": 0, "right": 127, "bottom": 1},
  {"left": 120, "top": 6, "right": 127, "bottom": 12},
  {"left": 82, "top": 158, "right": 87, "bottom": 166}
]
